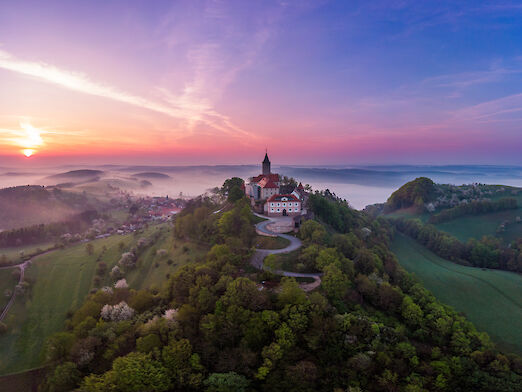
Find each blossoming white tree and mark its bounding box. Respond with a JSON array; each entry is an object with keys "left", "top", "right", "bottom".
[
  {"left": 100, "top": 301, "right": 134, "bottom": 321},
  {"left": 114, "top": 278, "right": 128, "bottom": 289}
]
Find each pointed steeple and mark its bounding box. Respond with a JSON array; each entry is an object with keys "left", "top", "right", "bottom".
[{"left": 262, "top": 150, "right": 271, "bottom": 175}]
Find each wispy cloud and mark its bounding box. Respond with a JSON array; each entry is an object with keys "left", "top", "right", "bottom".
[
  {"left": 0, "top": 49, "right": 252, "bottom": 138},
  {"left": 451, "top": 93, "right": 522, "bottom": 123},
  {"left": 0, "top": 121, "right": 46, "bottom": 149},
  {"left": 422, "top": 67, "right": 521, "bottom": 89}
]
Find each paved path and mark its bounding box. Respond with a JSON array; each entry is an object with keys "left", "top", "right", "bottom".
[{"left": 251, "top": 213, "right": 322, "bottom": 291}]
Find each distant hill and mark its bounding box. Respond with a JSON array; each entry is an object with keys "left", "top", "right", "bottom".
[
  {"left": 47, "top": 169, "right": 104, "bottom": 180},
  {"left": 132, "top": 172, "right": 171, "bottom": 180},
  {"left": 0, "top": 185, "right": 96, "bottom": 231},
  {"left": 386, "top": 177, "right": 436, "bottom": 212}
]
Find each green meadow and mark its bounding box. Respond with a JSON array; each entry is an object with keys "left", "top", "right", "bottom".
[
  {"left": 254, "top": 234, "right": 291, "bottom": 250},
  {"left": 391, "top": 233, "right": 522, "bottom": 355},
  {"left": 0, "top": 242, "right": 55, "bottom": 263},
  {"left": 0, "top": 224, "right": 207, "bottom": 375},
  {"left": 0, "top": 268, "right": 17, "bottom": 310},
  {"left": 434, "top": 208, "right": 522, "bottom": 243}
]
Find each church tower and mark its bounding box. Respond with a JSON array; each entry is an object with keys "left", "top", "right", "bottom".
[{"left": 262, "top": 151, "right": 271, "bottom": 175}]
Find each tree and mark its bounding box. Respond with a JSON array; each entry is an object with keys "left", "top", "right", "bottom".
[
  {"left": 299, "top": 220, "right": 326, "bottom": 244},
  {"left": 219, "top": 277, "right": 268, "bottom": 311},
  {"left": 100, "top": 301, "right": 135, "bottom": 321},
  {"left": 315, "top": 248, "right": 342, "bottom": 271},
  {"left": 354, "top": 248, "right": 377, "bottom": 275},
  {"left": 278, "top": 277, "right": 307, "bottom": 306},
  {"left": 118, "top": 252, "right": 137, "bottom": 269},
  {"left": 162, "top": 339, "right": 204, "bottom": 389},
  {"left": 227, "top": 186, "right": 244, "bottom": 203},
  {"left": 321, "top": 264, "right": 350, "bottom": 300},
  {"left": 82, "top": 352, "right": 171, "bottom": 392},
  {"left": 221, "top": 177, "right": 244, "bottom": 196},
  {"left": 86, "top": 243, "right": 94, "bottom": 255},
  {"left": 43, "top": 362, "right": 81, "bottom": 392},
  {"left": 129, "top": 289, "right": 155, "bottom": 312},
  {"left": 218, "top": 200, "right": 255, "bottom": 248},
  {"left": 137, "top": 334, "right": 162, "bottom": 353},
  {"left": 44, "top": 332, "right": 75, "bottom": 362},
  {"left": 207, "top": 244, "right": 240, "bottom": 266},
  {"left": 401, "top": 296, "right": 423, "bottom": 326},
  {"left": 204, "top": 372, "right": 250, "bottom": 392}
]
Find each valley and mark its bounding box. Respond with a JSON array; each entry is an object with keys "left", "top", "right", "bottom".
[
  {"left": 391, "top": 233, "right": 522, "bottom": 355},
  {"left": 0, "top": 223, "right": 207, "bottom": 375}
]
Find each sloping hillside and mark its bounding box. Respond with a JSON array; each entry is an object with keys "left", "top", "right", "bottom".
[{"left": 0, "top": 186, "right": 95, "bottom": 231}]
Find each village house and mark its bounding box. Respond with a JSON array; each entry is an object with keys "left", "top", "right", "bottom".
[{"left": 245, "top": 152, "right": 306, "bottom": 217}]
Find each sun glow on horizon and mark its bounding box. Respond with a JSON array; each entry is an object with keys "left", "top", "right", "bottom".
[
  {"left": 22, "top": 148, "right": 35, "bottom": 157},
  {"left": 1, "top": 121, "right": 46, "bottom": 157}
]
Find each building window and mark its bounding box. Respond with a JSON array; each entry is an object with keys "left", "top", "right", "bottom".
[
  {"left": 277, "top": 209, "right": 280, "bottom": 212},
  {"left": 271, "top": 203, "right": 274, "bottom": 207},
  {"left": 271, "top": 209, "right": 274, "bottom": 212},
  {"left": 277, "top": 203, "right": 280, "bottom": 207},
  {"left": 288, "top": 208, "right": 292, "bottom": 212},
  {"left": 282, "top": 203, "right": 286, "bottom": 207}
]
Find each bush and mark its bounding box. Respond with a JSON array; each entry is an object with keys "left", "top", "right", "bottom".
[{"left": 119, "top": 252, "right": 137, "bottom": 269}]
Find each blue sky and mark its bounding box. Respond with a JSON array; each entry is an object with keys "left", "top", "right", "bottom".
[{"left": 0, "top": 0, "right": 521, "bottom": 164}]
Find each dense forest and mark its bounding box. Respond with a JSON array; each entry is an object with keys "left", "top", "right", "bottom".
[
  {"left": 391, "top": 217, "right": 522, "bottom": 272},
  {"left": 37, "top": 185, "right": 522, "bottom": 392}
]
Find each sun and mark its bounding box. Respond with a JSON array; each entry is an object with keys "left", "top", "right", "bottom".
[{"left": 22, "top": 149, "right": 35, "bottom": 157}]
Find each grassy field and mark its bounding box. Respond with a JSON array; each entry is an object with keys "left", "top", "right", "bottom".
[
  {"left": 251, "top": 214, "right": 268, "bottom": 224},
  {"left": 0, "top": 223, "right": 207, "bottom": 375},
  {"left": 0, "top": 242, "right": 55, "bottom": 264},
  {"left": 434, "top": 207, "right": 522, "bottom": 242},
  {"left": 391, "top": 233, "right": 522, "bottom": 355},
  {"left": 254, "top": 235, "right": 290, "bottom": 250},
  {"left": 0, "top": 268, "right": 18, "bottom": 310}
]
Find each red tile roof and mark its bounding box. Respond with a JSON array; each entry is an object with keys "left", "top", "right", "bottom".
[
  {"left": 267, "top": 194, "right": 300, "bottom": 202},
  {"left": 258, "top": 177, "right": 279, "bottom": 188},
  {"left": 251, "top": 173, "right": 280, "bottom": 183}
]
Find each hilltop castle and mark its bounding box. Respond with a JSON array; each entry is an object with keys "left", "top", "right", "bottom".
[{"left": 244, "top": 152, "right": 306, "bottom": 217}]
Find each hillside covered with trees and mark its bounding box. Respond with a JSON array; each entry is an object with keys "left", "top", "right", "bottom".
[
  {"left": 0, "top": 186, "right": 99, "bottom": 231},
  {"left": 385, "top": 177, "right": 436, "bottom": 212},
  {"left": 36, "top": 186, "right": 521, "bottom": 392}
]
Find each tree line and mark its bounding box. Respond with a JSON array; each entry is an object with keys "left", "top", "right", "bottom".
[
  {"left": 391, "top": 217, "right": 522, "bottom": 272},
  {"left": 0, "top": 210, "right": 98, "bottom": 249},
  {"left": 428, "top": 198, "right": 518, "bottom": 224}
]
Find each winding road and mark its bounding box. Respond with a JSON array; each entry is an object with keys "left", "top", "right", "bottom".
[
  {"left": 251, "top": 213, "right": 322, "bottom": 291},
  {"left": 0, "top": 213, "right": 321, "bottom": 321}
]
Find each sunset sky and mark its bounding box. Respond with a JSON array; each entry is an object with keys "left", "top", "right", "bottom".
[{"left": 0, "top": 0, "right": 521, "bottom": 165}]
